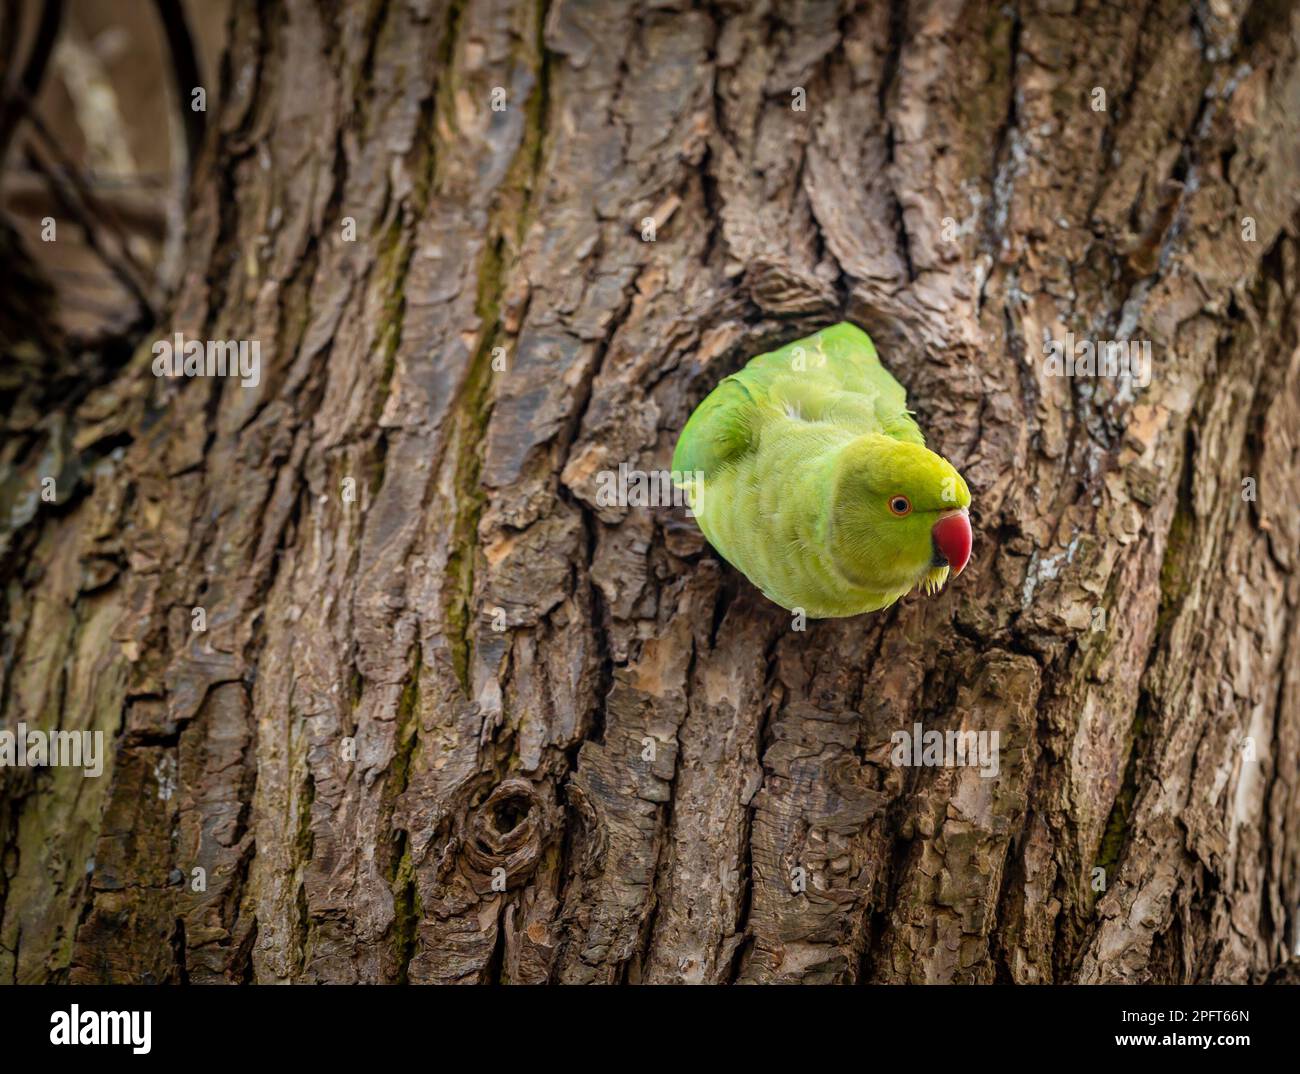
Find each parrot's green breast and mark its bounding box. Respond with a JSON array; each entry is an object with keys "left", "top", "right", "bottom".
[{"left": 673, "top": 323, "right": 947, "bottom": 618}]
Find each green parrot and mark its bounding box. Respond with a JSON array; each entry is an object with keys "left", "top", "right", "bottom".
[{"left": 672, "top": 323, "right": 972, "bottom": 618}]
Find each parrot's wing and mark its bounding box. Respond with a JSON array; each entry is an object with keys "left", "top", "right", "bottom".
[
  {"left": 672, "top": 373, "right": 765, "bottom": 479},
  {"left": 735, "top": 323, "right": 927, "bottom": 446},
  {"left": 673, "top": 323, "right": 926, "bottom": 480}
]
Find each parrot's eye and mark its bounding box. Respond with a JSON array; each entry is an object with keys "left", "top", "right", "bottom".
[{"left": 888, "top": 495, "right": 912, "bottom": 517}]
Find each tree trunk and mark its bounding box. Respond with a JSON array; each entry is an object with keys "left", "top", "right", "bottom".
[{"left": 2, "top": 0, "right": 1299, "bottom": 985}]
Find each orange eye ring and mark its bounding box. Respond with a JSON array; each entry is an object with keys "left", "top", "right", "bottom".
[{"left": 888, "top": 495, "right": 912, "bottom": 517}]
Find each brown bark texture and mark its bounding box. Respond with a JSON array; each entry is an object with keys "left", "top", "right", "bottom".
[{"left": 2, "top": 0, "right": 1300, "bottom": 985}]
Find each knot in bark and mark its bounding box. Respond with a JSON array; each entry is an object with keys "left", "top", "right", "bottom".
[{"left": 463, "top": 778, "right": 555, "bottom": 893}]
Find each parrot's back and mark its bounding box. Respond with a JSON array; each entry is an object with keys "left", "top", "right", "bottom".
[{"left": 672, "top": 323, "right": 927, "bottom": 617}]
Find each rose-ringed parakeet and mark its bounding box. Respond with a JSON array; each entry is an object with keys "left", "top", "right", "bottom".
[{"left": 672, "top": 323, "right": 972, "bottom": 618}]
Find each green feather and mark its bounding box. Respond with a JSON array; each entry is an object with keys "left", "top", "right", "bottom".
[{"left": 673, "top": 323, "right": 970, "bottom": 618}]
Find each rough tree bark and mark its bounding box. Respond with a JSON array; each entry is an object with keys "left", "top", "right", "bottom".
[{"left": 1, "top": 0, "right": 1298, "bottom": 985}]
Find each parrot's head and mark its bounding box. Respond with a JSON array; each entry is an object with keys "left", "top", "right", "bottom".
[{"left": 828, "top": 435, "right": 972, "bottom": 599}]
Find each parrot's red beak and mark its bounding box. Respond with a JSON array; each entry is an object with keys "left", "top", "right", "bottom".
[{"left": 931, "top": 509, "right": 972, "bottom": 577}]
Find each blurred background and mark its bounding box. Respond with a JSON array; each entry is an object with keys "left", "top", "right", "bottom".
[{"left": 2, "top": 0, "right": 227, "bottom": 341}]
